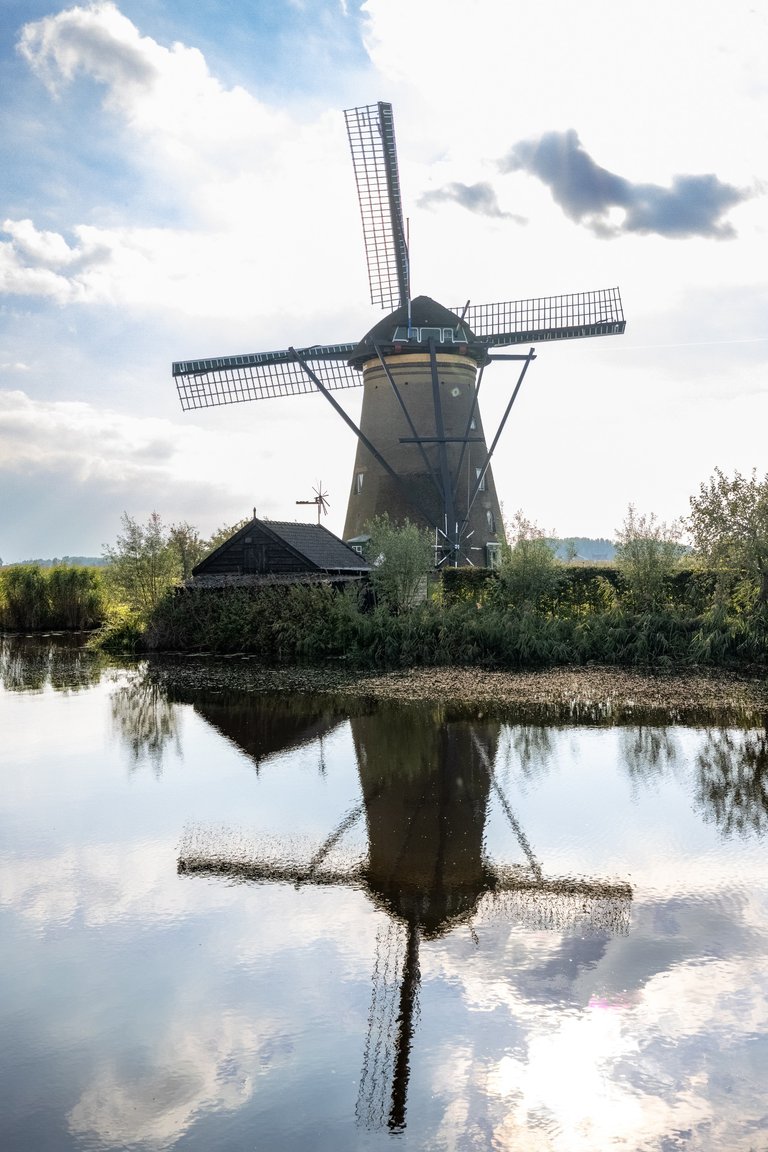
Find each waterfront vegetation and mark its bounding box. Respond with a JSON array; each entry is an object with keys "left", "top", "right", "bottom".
[
  {"left": 0, "top": 563, "right": 107, "bottom": 632},
  {"left": 2, "top": 469, "right": 767, "bottom": 671},
  {"left": 132, "top": 566, "right": 766, "bottom": 669}
]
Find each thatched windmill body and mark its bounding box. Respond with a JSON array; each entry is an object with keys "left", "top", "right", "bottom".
[{"left": 173, "top": 103, "right": 626, "bottom": 565}]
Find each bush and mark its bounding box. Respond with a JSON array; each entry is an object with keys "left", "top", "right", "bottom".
[{"left": 615, "top": 505, "right": 684, "bottom": 613}]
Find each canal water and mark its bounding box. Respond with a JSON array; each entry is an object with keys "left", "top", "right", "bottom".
[{"left": 1, "top": 636, "right": 767, "bottom": 1150}]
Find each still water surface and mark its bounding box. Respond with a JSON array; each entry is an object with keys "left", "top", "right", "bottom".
[{"left": 1, "top": 636, "right": 767, "bottom": 1150}]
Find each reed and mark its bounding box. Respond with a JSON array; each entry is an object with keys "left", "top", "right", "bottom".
[{"left": 0, "top": 564, "right": 107, "bottom": 632}]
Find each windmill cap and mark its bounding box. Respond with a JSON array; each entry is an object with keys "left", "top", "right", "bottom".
[{"left": 347, "top": 295, "right": 487, "bottom": 368}]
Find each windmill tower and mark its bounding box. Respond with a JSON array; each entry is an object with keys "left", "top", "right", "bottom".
[{"left": 173, "top": 102, "right": 626, "bottom": 566}]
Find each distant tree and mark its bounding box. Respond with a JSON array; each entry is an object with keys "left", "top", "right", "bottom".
[
  {"left": 615, "top": 504, "right": 683, "bottom": 612},
  {"left": 364, "top": 514, "right": 433, "bottom": 612},
  {"left": 559, "top": 537, "right": 578, "bottom": 563},
  {"left": 688, "top": 468, "right": 768, "bottom": 608},
  {"left": 497, "top": 510, "right": 560, "bottom": 611},
  {"left": 103, "top": 512, "right": 177, "bottom": 617},
  {"left": 168, "top": 521, "right": 206, "bottom": 582}
]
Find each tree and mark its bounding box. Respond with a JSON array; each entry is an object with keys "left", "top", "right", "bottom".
[
  {"left": 364, "top": 514, "right": 433, "bottom": 612},
  {"left": 614, "top": 504, "right": 683, "bottom": 613},
  {"left": 103, "top": 512, "right": 178, "bottom": 617},
  {"left": 168, "top": 521, "right": 206, "bottom": 581},
  {"left": 497, "top": 510, "right": 560, "bottom": 611},
  {"left": 688, "top": 468, "right": 768, "bottom": 607}
]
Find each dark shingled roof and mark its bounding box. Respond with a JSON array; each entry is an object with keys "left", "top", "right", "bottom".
[{"left": 263, "top": 520, "right": 370, "bottom": 571}]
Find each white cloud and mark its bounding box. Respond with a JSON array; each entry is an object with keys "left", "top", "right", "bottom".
[{"left": 18, "top": 1, "right": 285, "bottom": 159}]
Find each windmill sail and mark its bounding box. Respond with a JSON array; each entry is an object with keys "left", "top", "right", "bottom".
[
  {"left": 345, "top": 102, "right": 410, "bottom": 311},
  {"left": 172, "top": 344, "right": 359, "bottom": 409},
  {"left": 457, "top": 288, "right": 626, "bottom": 347}
]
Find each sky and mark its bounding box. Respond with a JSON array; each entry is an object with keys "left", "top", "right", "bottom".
[{"left": 0, "top": 0, "right": 766, "bottom": 561}]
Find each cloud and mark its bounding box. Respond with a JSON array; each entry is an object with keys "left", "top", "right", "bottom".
[
  {"left": 10, "top": 7, "right": 363, "bottom": 318},
  {"left": 0, "top": 390, "right": 272, "bottom": 558},
  {"left": 500, "top": 129, "right": 750, "bottom": 238},
  {"left": 17, "top": 3, "right": 288, "bottom": 173},
  {"left": 0, "top": 218, "right": 115, "bottom": 303},
  {"left": 0, "top": 387, "right": 359, "bottom": 560},
  {"left": 418, "top": 181, "right": 524, "bottom": 222}
]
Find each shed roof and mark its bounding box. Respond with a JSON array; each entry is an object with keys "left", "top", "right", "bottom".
[
  {"left": 263, "top": 520, "right": 370, "bottom": 571},
  {"left": 193, "top": 518, "right": 370, "bottom": 577}
]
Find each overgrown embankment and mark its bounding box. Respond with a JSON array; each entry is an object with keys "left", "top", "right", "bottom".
[{"left": 101, "top": 565, "right": 768, "bottom": 671}]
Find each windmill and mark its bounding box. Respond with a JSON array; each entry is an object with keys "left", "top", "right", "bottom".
[
  {"left": 173, "top": 102, "right": 626, "bottom": 566},
  {"left": 296, "top": 481, "right": 330, "bottom": 524}
]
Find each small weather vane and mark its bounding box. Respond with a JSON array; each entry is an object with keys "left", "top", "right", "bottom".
[{"left": 296, "top": 482, "right": 330, "bottom": 524}]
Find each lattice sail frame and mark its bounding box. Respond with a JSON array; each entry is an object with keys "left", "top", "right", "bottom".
[
  {"left": 173, "top": 345, "right": 358, "bottom": 410},
  {"left": 456, "top": 287, "right": 625, "bottom": 346},
  {"left": 345, "top": 102, "right": 410, "bottom": 311}
]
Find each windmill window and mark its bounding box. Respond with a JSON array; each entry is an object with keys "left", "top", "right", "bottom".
[
  {"left": 470, "top": 418, "right": 476, "bottom": 430},
  {"left": 486, "top": 542, "right": 502, "bottom": 569},
  {"left": 486, "top": 509, "right": 495, "bottom": 533},
  {"left": 354, "top": 472, "right": 364, "bottom": 495},
  {"left": 476, "top": 467, "right": 486, "bottom": 492}
]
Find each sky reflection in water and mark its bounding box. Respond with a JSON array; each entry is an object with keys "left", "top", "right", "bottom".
[{"left": 1, "top": 637, "right": 767, "bottom": 1150}]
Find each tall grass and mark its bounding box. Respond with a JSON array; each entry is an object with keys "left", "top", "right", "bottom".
[{"left": 0, "top": 565, "right": 108, "bottom": 632}]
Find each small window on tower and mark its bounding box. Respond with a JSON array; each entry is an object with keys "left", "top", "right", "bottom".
[
  {"left": 469, "top": 418, "right": 476, "bottom": 430},
  {"left": 354, "top": 472, "right": 364, "bottom": 495},
  {"left": 476, "top": 467, "right": 486, "bottom": 492},
  {"left": 486, "top": 508, "right": 495, "bottom": 533}
]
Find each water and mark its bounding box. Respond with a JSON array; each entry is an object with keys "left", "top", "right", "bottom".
[{"left": 1, "top": 636, "right": 767, "bottom": 1150}]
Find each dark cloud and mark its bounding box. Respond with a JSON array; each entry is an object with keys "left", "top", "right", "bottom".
[
  {"left": 418, "top": 181, "right": 524, "bottom": 222},
  {"left": 499, "top": 129, "right": 749, "bottom": 238}
]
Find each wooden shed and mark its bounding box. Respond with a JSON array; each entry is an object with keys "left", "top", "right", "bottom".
[{"left": 190, "top": 517, "right": 371, "bottom": 588}]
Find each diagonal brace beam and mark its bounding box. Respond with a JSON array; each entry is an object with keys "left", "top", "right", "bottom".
[{"left": 462, "top": 349, "right": 536, "bottom": 532}]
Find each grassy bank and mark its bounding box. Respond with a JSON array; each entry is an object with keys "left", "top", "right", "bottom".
[{"left": 95, "top": 578, "right": 768, "bottom": 672}]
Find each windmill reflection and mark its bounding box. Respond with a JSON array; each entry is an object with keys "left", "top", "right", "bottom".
[{"left": 176, "top": 695, "right": 632, "bottom": 1132}]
